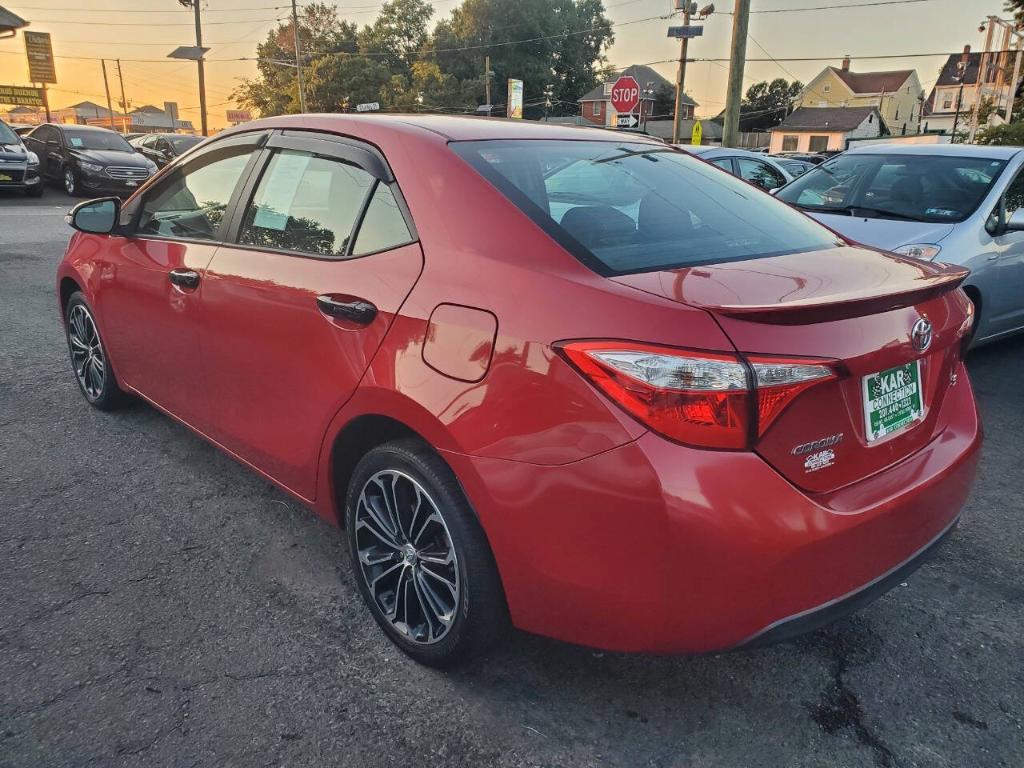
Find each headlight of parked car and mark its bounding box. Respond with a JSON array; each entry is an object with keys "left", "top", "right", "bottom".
[
  {"left": 78, "top": 161, "right": 104, "bottom": 174},
  {"left": 892, "top": 244, "right": 941, "bottom": 261},
  {"left": 26, "top": 151, "right": 39, "bottom": 166}
]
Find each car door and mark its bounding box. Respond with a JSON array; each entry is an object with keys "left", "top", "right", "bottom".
[
  {"left": 96, "top": 131, "right": 267, "bottom": 430},
  {"left": 136, "top": 135, "right": 159, "bottom": 165},
  {"left": 985, "top": 163, "right": 1024, "bottom": 335},
  {"left": 26, "top": 125, "right": 59, "bottom": 180},
  {"left": 198, "top": 130, "right": 423, "bottom": 499}
]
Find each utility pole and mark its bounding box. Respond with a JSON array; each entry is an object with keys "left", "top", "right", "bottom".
[
  {"left": 179, "top": 0, "right": 209, "bottom": 136},
  {"left": 722, "top": 0, "right": 751, "bottom": 148},
  {"left": 484, "top": 55, "right": 492, "bottom": 110},
  {"left": 100, "top": 59, "right": 117, "bottom": 131},
  {"left": 115, "top": 59, "right": 129, "bottom": 133},
  {"left": 291, "top": 0, "right": 307, "bottom": 113},
  {"left": 671, "top": 2, "right": 692, "bottom": 144},
  {"left": 968, "top": 17, "right": 996, "bottom": 144}
]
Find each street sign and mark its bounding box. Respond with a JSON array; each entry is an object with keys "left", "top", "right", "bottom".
[
  {"left": 507, "top": 78, "right": 523, "bottom": 119},
  {"left": 355, "top": 102, "right": 380, "bottom": 113},
  {"left": 610, "top": 75, "right": 641, "bottom": 116},
  {"left": 667, "top": 25, "right": 704, "bottom": 38},
  {"left": 24, "top": 31, "right": 56, "bottom": 84},
  {"left": 226, "top": 108, "right": 253, "bottom": 122},
  {"left": 0, "top": 84, "right": 45, "bottom": 108},
  {"left": 616, "top": 114, "right": 639, "bottom": 129},
  {"left": 691, "top": 120, "right": 703, "bottom": 146}
]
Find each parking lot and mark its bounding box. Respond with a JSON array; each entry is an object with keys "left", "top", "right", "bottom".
[{"left": 1, "top": 188, "right": 1022, "bottom": 768}]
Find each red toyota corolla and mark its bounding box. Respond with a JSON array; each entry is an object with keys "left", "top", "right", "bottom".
[{"left": 57, "top": 116, "right": 981, "bottom": 666}]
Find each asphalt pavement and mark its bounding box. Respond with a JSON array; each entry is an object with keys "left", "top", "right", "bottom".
[{"left": 1, "top": 187, "right": 1022, "bottom": 768}]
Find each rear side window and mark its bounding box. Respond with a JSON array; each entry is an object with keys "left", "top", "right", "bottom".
[
  {"left": 736, "top": 157, "right": 786, "bottom": 190},
  {"left": 352, "top": 182, "right": 413, "bottom": 256},
  {"left": 451, "top": 140, "right": 840, "bottom": 275},
  {"left": 238, "top": 149, "right": 373, "bottom": 258}
]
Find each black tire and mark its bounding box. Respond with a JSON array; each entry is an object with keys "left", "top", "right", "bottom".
[
  {"left": 64, "top": 291, "right": 128, "bottom": 411},
  {"left": 62, "top": 165, "right": 79, "bottom": 197},
  {"left": 345, "top": 438, "right": 507, "bottom": 667},
  {"left": 25, "top": 183, "right": 44, "bottom": 198}
]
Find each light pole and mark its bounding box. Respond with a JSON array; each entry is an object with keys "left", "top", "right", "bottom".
[{"left": 177, "top": 0, "right": 208, "bottom": 136}]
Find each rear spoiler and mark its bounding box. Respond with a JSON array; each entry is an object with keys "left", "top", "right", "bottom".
[{"left": 693, "top": 267, "right": 968, "bottom": 325}]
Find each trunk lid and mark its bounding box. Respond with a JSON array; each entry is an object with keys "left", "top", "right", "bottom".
[{"left": 612, "top": 245, "right": 971, "bottom": 493}]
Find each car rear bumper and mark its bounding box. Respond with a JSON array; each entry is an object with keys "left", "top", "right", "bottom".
[
  {"left": 447, "top": 360, "right": 981, "bottom": 654},
  {"left": 0, "top": 166, "right": 40, "bottom": 190}
]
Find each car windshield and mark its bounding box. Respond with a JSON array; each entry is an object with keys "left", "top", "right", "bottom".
[
  {"left": 63, "top": 129, "right": 133, "bottom": 151},
  {"left": 777, "top": 152, "right": 1007, "bottom": 223},
  {"left": 170, "top": 135, "right": 202, "bottom": 152},
  {"left": 451, "top": 140, "right": 841, "bottom": 275}
]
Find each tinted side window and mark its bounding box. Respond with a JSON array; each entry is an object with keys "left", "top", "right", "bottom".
[
  {"left": 710, "top": 158, "right": 734, "bottom": 173},
  {"left": 352, "top": 183, "right": 413, "bottom": 256},
  {"left": 237, "top": 149, "right": 374, "bottom": 258},
  {"left": 736, "top": 158, "right": 786, "bottom": 190},
  {"left": 137, "top": 147, "right": 252, "bottom": 241}
]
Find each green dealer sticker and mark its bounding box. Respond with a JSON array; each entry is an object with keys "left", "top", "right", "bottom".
[{"left": 862, "top": 360, "right": 924, "bottom": 442}]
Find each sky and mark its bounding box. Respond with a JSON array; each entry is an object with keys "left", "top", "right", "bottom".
[{"left": 0, "top": 0, "right": 1006, "bottom": 129}]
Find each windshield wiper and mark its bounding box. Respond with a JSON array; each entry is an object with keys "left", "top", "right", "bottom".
[{"left": 809, "top": 205, "right": 927, "bottom": 222}]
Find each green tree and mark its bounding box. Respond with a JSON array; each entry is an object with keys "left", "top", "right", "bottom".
[
  {"left": 430, "top": 0, "right": 613, "bottom": 115},
  {"left": 233, "top": 3, "right": 357, "bottom": 116},
  {"left": 977, "top": 119, "right": 1024, "bottom": 145},
  {"left": 739, "top": 78, "right": 803, "bottom": 131},
  {"left": 305, "top": 55, "right": 391, "bottom": 111},
  {"left": 357, "top": 0, "right": 435, "bottom": 77}
]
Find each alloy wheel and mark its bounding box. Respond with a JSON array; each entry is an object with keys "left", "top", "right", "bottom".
[
  {"left": 64, "top": 168, "right": 76, "bottom": 195},
  {"left": 354, "top": 470, "right": 461, "bottom": 645},
  {"left": 67, "top": 304, "right": 105, "bottom": 399}
]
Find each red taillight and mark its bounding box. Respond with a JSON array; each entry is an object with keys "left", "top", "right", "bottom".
[{"left": 558, "top": 341, "right": 836, "bottom": 450}]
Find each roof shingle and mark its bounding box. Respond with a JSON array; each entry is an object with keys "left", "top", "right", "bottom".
[
  {"left": 829, "top": 67, "right": 914, "bottom": 94},
  {"left": 771, "top": 106, "right": 882, "bottom": 132}
]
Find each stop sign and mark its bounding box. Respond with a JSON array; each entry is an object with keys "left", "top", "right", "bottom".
[{"left": 610, "top": 75, "right": 641, "bottom": 114}]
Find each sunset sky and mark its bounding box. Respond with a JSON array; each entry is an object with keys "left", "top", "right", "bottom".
[{"left": 0, "top": 0, "right": 1005, "bottom": 130}]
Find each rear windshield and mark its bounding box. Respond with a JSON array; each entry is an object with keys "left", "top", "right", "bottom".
[
  {"left": 777, "top": 152, "right": 1007, "bottom": 223},
  {"left": 451, "top": 140, "right": 840, "bottom": 275}
]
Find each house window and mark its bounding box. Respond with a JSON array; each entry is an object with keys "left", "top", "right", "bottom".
[
  {"left": 894, "top": 106, "right": 899, "bottom": 120},
  {"left": 823, "top": 84, "right": 831, "bottom": 93},
  {"left": 808, "top": 135, "right": 829, "bottom": 152},
  {"left": 781, "top": 135, "right": 799, "bottom": 151},
  {"left": 942, "top": 95, "right": 953, "bottom": 110},
  {"left": 592, "top": 101, "right": 600, "bottom": 117}
]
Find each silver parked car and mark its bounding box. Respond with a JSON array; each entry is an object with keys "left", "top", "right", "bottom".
[
  {"left": 684, "top": 145, "right": 795, "bottom": 191},
  {"left": 776, "top": 143, "right": 1024, "bottom": 346}
]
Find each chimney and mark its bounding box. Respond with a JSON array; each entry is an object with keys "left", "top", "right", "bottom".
[{"left": 841, "top": 56, "right": 851, "bottom": 71}]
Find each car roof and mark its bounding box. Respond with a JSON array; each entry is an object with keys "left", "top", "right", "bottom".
[
  {"left": 49, "top": 123, "right": 118, "bottom": 133},
  {"left": 220, "top": 113, "right": 667, "bottom": 145},
  {"left": 844, "top": 142, "right": 1023, "bottom": 160},
  {"left": 682, "top": 146, "right": 767, "bottom": 160}
]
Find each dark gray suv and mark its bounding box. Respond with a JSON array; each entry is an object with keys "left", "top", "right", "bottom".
[{"left": 0, "top": 119, "right": 43, "bottom": 197}]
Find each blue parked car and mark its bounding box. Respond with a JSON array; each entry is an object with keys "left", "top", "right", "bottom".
[{"left": 776, "top": 143, "right": 1024, "bottom": 346}]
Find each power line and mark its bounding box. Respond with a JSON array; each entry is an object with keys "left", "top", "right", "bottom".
[
  {"left": 748, "top": 0, "right": 937, "bottom": 12},
  {"left": 11, "top": 16, "right": 284, "bottom": 27}
]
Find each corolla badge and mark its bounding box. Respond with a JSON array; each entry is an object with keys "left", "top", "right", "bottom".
[{"left": 911, "top": 317, "right": 933, "bottom": 352}]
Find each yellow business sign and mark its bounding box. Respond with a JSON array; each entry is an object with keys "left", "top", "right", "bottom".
[
  {"left": 691, "top": 120, "right": 702, "bottom": 146},
  {"left": 0, "top": 84, "right": 46, "bottom": 108}
]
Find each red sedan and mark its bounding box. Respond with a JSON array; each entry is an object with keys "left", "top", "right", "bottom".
[{"left": 57, "top": 116, "right": 981, "bottom": 667}]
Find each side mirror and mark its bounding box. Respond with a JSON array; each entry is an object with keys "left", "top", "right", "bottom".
[
  {"left": 769, "top": 187, "right": 781, "bottom": 195},
  {"left": 1005, "top": 208, "right": 1024, "bottom": 232},
  {"left": 66, "top": 197, "right": 120, "bottom": 234}
]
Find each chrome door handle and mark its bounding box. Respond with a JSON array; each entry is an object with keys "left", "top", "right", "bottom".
[
  {"left": 168, "top": 268, "right": 200, "bottom": 289},
  {"left": 316, "top": 295, "right": 377, "bottom": 325}
]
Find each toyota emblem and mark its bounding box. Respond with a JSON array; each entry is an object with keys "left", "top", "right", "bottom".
[{"left": 911, "top": 317, "right": 933, "bottom": 352}]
